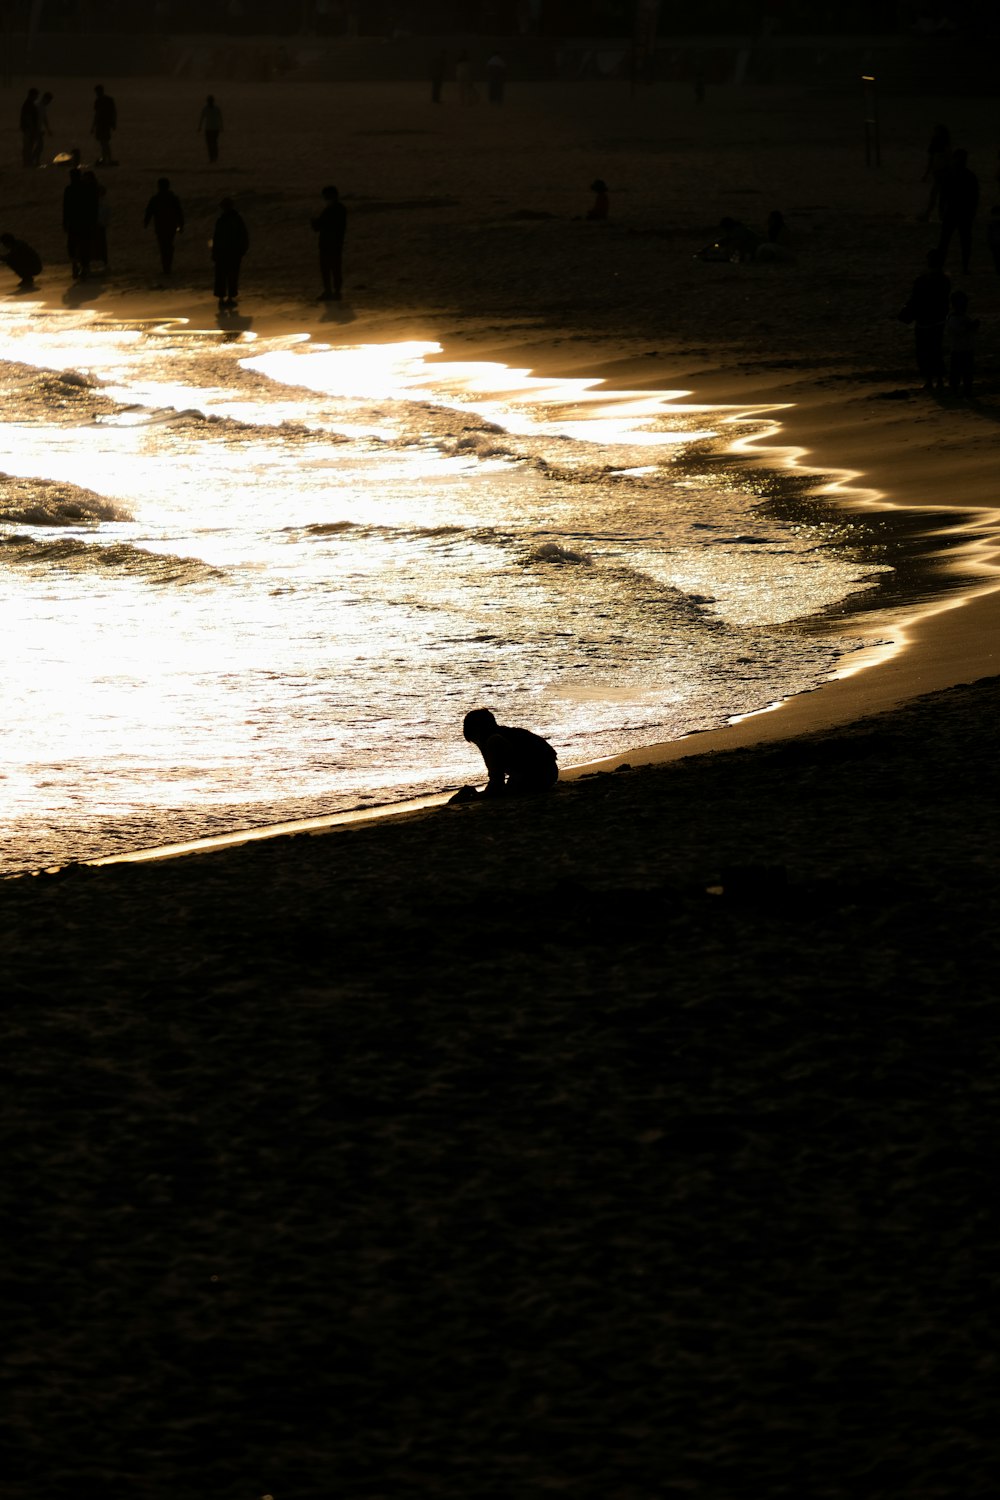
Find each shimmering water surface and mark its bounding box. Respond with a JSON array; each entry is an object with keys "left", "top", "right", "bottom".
[{"left": 1, "top": 302, "right": 890, "bottom": 871}]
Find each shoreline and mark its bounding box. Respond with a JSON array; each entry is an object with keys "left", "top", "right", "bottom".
[{"left": 8, "top": 284, "right": 997, "bottom": 871}]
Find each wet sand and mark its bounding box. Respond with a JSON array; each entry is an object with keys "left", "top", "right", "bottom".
[{"left": 3, "top": 76, "right": 1000, "bottom": 1497}]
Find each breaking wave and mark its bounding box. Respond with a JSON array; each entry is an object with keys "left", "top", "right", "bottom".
[
  {"left": 0, "top": 533, "right": 224, "bottom": 585},
  {"left": 1, "top": 474, "right": 133, "bottom": 526}
]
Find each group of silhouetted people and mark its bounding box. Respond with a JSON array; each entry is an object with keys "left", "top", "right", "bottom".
[
  {"left": 901, "top": 122, "right": 995, "bottom": 397},
  {"left": 5, "top": 77, "right": 348, "bottom": 314}
]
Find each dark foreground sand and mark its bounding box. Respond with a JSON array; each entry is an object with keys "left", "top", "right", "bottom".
[
  {"left": 3, "top": 676, "right": 1000, "bottom": 1499},
  {"left": 3, "top": 76, "right": 1000, "bottom": 1497}
]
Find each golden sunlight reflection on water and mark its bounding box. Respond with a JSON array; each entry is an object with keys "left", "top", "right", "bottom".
[{"left": 0, "top": 304, "right": 913, "bottom": 870}]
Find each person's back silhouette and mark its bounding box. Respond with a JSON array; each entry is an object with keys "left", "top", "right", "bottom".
[
  {"left": 938, "top": 148, "right": 979, "bottom": 273},
  {"left": 453, "top": 709, "right": 558, "bottom": 800}
]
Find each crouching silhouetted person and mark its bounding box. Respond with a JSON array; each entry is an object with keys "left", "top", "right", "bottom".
[
  {"left": 451, "top": 708, "right": 558, "bottom": 801},
  {"left": 1, "top": 232, "right": 42, "bottom": 289}
]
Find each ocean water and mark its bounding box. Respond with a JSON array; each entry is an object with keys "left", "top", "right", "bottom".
[{"left": 1, "top": 302, "right": 891, "bottom": 872}]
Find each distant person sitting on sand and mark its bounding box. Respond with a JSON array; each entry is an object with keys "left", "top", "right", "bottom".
[
  {"left": 898, "top": 247, "right": 951, "bottom": 392},
  {"left": 0, "top": 232, "right": 42, "bottom": 289},
  {"left": 945, "top": 289, "right": 979, "bottom": 397},
  {"left": 586, "top": 178, "right": 609, "bottom": 221},
  {"left": 311, "top": 184, "right": 347, "bottom": 301},
  {"left": 451, "top": 709, "right": 558, "bottom": 801},
  {"left": 754, "top": 208, "right": 794, "bottom": 263},
  {"left": 696, "top": 216, "right": 760, "bottom": 263}
]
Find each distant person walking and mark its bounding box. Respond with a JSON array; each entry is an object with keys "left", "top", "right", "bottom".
[
  {"left": 899, "top": 247, "right": 951, "bottom": 392},
  {"left": 919, "top": 122, "right": 951, "bottom": 222},
  {"left": 311, "top": 184, "right": 346, "bottom": 301},
  {"left": 62, "top": 165, "right": 98, "bottom": 279},
  {"left": 32, "top": 91, "right": 53, "bottom": 167},
  {"left": 92, "top": 83, "right": 117, "bottom": 166},
  {"left": 19, "top": 88, "right": 39, "bottom": 167},
  {"left": 144, "top": 177, "right": 185, "bottom": 275},
  {"left": 197, "top": 94, "right": 223, "bottom": 163},
  {"left": 211, "top": 196, "right": 248, "bottom": 312},
  {"left": 0, "top": 233, "right": 43, "bottom": 289},
  {"left": 945, "top": 289, "right": 978, "bottom": 397},
  {"left": 486, "top": 53, "right": 506, "bottom": 104},
  {"left": 938, "top": 148, "right": 979, "bottom": 274},
  {"left": 456, "top": 49, "right": 477, "bottom": 104}
]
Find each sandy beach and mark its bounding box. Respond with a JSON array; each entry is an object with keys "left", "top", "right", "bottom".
[{"left": 3, "top": 72, "right": 1000, "bottom": 1496}]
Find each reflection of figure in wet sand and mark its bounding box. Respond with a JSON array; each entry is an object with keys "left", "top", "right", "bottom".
[
  {"left": 1, "top": 233, "right": 42, "bottom": 289},
  {"left": 451, "top": 709, "right": 558, "bottom": 801}
]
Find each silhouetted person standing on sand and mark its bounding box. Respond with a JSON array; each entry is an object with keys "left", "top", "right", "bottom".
[
  {"left": 899, "top": 248, "right": 951, "bottom": 392},
  {"left": 144, "top": 177, "right": 185, "bottom": 275},
  {"left": 92, "top": 83, "right": 117, "bottom": 166},
  {"left": 19, "top": 88, "right": 39, "bottom": 167},
  {"left": 456, "top": 49, "right": 477, "bottom": 104},
  {"left": 311, "top": 184, "right": 346, "bottom": 301},
  {"left": 1, "top": 233, "right": 42, "bottom": 289},
  {"left": 945, "top": 289, "right": 978, "bottom": 397},
  {"left": 62, "top": 165, "right": 98, "bottom": 279},
  {"left": 486, "top": 53, "right": 506, "bottom": 104},
  {"left": 938, "top": 148, "right": 979, "bottom": 274},
  {"left": 919, "top": 122, "right": 951, "bottom": 222},
  {"left": 430, "top": 50, "right": 447, "bottom": 104},
  {"left": 197, "top": 94, "right": 223, "bottom": 163},
  {"left": 211, "top": 196, "right": 248, "bottom": 312},
  {"left": 451, "top": 709, "right": 558, "bottom": 800},
  {"left": 32, "top": 91, "right": 53, "bottom": 168},
  {"left": 586, "top": 178, "right": 609, "bottom": 220}
]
